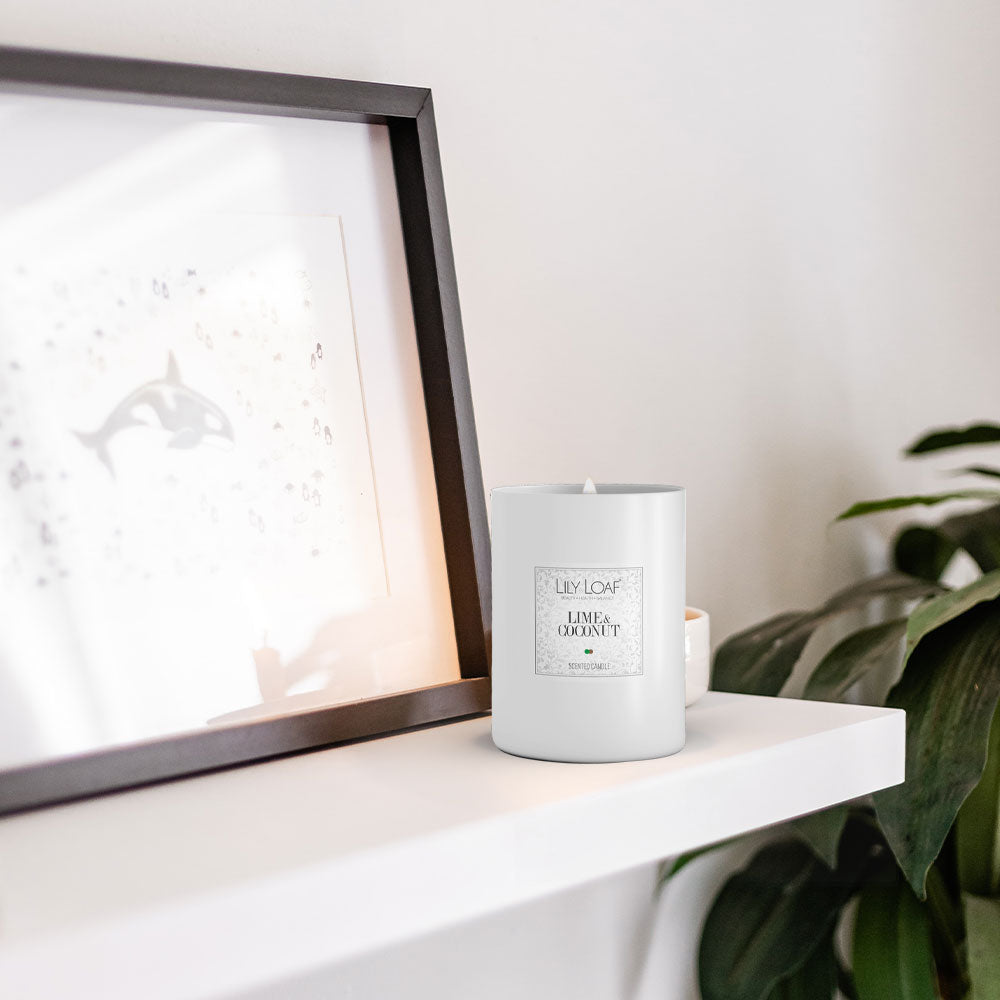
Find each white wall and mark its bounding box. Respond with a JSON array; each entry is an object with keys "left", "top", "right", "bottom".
[{"left": 3, "top": 1, "right": 1000, "bottom": 996}]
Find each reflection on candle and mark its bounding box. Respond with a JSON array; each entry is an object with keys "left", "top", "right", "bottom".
[{"left": 582, "top": 477, "right": 597, "bottom": 494}]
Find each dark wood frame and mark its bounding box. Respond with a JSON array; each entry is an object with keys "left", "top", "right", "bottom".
[{"left": 0, "top": 46, "right": 492, "bottom": 815}]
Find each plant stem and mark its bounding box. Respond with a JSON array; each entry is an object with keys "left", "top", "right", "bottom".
[{"left": 924, "top": 864, "right": 969, "bottom": 999}]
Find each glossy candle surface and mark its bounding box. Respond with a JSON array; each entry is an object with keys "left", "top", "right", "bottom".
[{"left": 491, "top": 484, "right": 686, "bottom": 762}]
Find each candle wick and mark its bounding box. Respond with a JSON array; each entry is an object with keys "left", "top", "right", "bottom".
[{"left": 582, "top": 478, "right": 597, "bottom": 494}]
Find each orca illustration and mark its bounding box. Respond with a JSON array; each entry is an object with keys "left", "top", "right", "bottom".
[{"left": 75, "top": 352, "right": 234, "bottom": 475}]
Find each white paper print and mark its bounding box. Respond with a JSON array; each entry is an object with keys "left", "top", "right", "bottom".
[
  {"left": 534, "top": 567, "right": 643, "bottom": 677},
  {"left": 0, "top": 211, "right": 389, "bottom": 760}
]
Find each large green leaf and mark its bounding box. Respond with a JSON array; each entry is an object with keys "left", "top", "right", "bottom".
[
  {"left": 698, "top": 822, "right": 883, "bottom": 1000},
  {"left": 713, "top": 574, "right": 939, "bottom": 696},
  {"left": 893, "top": 506, "right": 1000, "bottom": 581},
  {"left": 964, "top": 893, "right": 1000, "bottom": 1000},
  {"left": 824, "top": 573, "right": 944, "bottom": 611},
  {"left": 852, "top": 880, "right": 937, "bottom": 1000},
  {"left": 874, "top": 573, "right": 1000, "bottom": 896},
  {"left": 837, "top": 491, "right": 1000, "bottom": 521},
  {"left": 955, "top": 466, "right": 1000, "bottom": 481},
  {"left": 894, "top": 526, "right": 959, "bottom": 583},
  {"left": 907, "top": 423, "right": 1000, "bottom": 455},
  {"left": 957, "top": 703, "right": 1000, "bottom": 897},
  {"left": 698, "top": 842, "right": 835, "bottom": 1000},
  {"left": 765, "top": 932, "right": 837, "bottom": 1000},
  {"left": 712, "top": 610, "right": 820, "bottom": 696},
  {"left": 935, "top": 504, "right": 1000, "bottom": 573},
  {"left": 904, "top": 570, "right": 1000, "bottom": 658},
  {"left": 790, "top": 804, "right": 850, "bottom": 869},
  {"left": 803, "top": 618, "right": 907, "bottom": 703}
]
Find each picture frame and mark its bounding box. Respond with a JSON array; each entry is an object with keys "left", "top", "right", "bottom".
[{"left": 0, "top": 45, "right": 491, "bottom": 815}]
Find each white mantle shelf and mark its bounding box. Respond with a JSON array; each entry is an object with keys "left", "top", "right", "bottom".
[{"left": 0, "top": 692, "right": 904, "bottom": 999}]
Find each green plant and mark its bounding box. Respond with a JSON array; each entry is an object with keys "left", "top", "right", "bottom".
[{"left": 671, "top": 422, "right": 1000, "bottom": 1000}]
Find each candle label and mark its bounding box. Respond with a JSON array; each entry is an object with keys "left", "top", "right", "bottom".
[{"left": 534, "top": 566, "right": 643, "bottom": 677}]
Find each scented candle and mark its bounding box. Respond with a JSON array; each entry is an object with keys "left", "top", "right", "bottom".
[{"left": 491, "top": 482, "right": 686, "bottom": 762}]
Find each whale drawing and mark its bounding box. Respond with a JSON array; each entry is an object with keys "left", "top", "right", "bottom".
[{"left": 75, "top": 352, "right": 234, "bottom": 475}]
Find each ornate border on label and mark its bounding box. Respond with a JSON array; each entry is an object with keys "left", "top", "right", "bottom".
[{"left": 533, "top": 565, "right": 644, "bottom": 678}]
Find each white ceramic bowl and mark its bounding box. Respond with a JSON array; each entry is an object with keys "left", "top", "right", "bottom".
[{"left": 685, "top": 607, "right": 710, "bottom": 706}]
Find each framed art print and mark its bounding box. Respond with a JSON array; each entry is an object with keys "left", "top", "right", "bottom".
[{"left": 0, "top": 47, "right": 491, "bottom": 814}]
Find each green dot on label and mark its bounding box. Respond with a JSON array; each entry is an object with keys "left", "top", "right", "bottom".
[{"left": 584, "top": 648, "right": 593, "bottom": 655}]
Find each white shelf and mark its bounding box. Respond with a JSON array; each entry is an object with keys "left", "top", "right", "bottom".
[{"left": 0, "top": 692, "right": 903, "bottom": 999}]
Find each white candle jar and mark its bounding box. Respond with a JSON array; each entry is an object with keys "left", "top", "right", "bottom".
[{"left": 491, "top": 483, "right": 686, "bottom": 762}]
